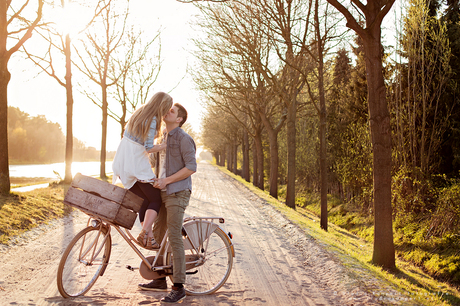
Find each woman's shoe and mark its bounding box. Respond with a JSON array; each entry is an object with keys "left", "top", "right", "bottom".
[
  {"left": 137, "top": 229, "right": 148, "bottom": 247},
  {"left": 137, "top": 229, "right": 159, "bottom": 249},
  {"left": 146, "top": 237, "right": 160, "bottom": 249}
]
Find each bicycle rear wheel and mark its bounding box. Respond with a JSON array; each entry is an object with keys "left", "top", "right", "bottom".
[
  {"left": 166, "top": 227, "right": 233, "bottom": 295},
  {"left": 57, "top": 225, "right": 111, "bottom": 298}
]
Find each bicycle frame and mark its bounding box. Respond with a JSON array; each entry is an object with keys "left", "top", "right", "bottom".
[
  {"left": 58, "top": 213, "right": 235, "bottom": 298},
  {"left": 82, "top": 215, "right": 234, "bottom": 277}
]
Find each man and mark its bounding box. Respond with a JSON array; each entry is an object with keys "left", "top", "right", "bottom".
[{"left": 138, "top": 103, "right": 196, "bottom": 303}]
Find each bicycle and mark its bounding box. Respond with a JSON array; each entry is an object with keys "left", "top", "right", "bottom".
[{"left": 56, "top": 174, "right": 235, "bottom": 298}]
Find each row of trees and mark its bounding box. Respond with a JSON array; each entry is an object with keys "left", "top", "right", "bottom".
[
  {"left": 8, "top": 106, "right": 109, "bottom": 163},
  {"left": 1, "top": 0, "right": 162, "bottom": 190},
  {"left": 198, "top": 0, "right": 459, "bottom": 270}
]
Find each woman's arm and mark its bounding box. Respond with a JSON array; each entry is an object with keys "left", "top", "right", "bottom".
[
  {"left": 147, "top": 142, "right": 166, "bottom": 153},
  {"left": 144, "top": 117, "right": 158, "bottom": 150}
]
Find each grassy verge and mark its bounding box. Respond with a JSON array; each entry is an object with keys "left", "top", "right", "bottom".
[
  {"left": 216, "top": 165, "right": 460, "bottom": 306},
  {"left": 10, "top": 177, "right": 58, "bottom": 188},
  {"left": 0, "top": 184, "right": 71, "bottom": 244}
]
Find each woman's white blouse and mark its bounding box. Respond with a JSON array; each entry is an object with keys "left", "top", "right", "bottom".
[{"left": 112, "top": 136, "right": 155, "bottom": 189}]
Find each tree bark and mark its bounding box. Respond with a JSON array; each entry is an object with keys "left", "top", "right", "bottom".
[
  {"left": 222, "top": 149, "right": 226, "bottom": 167},
  {"left": 64, "top": 33, "right": 74, "bottom": 184},
  {"left": 227, "top": 144, "right": 232, "bottom": 171},
  {"left": 242, "top": 130, "right": 250, "bottom": 182},
  {"left": 233, "top": 142, "right": 238, "bottom": 174},
  {"left": 0, "top": 63, "right": 10, "bottom": 194},
  {"left": 0, "top": 0, "right": 8, "bottom": 193},
  {"left": 261, "top": 120, "right": 280, "bottom": 199},
  {"left": 254, "top": 133, "right": 264, "bottom": 190},
  {"left": 364, "top": 33, "right": 395, "bottom": 269},
  {"left": 316, "top": 0, "right": 328, "bottom": 231},
  {"left": 100, "top": 83, "right": 108, "bottom": 180},
  {"left": 252, "top": 141, "right": 258, "bottom": 187},
  {"left": 285, "top": 98, "right": 297, "bottom": 208}
]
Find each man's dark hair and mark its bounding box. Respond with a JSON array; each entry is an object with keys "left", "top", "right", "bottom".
[{"left": 174, "top": 103, "right": 187, "bottom": 127}]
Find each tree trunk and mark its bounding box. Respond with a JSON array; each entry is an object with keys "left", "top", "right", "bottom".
[
  {"left": 285, "top": 98, "right": 297, "bottom": 208},
  {"left": 0, "top": 3, "right": 10, "bottom": 193},
  {"left": 222, "top": 149, "right": 226, "bottom": 167},
  {"left": 265, "top": 126, "right": 279, "bottom": 199},
  {"left": 254, "top": 133, "right": 264, "bottom": 190},
  {"left": 100, "top": 84, "right": 108, "bottom": 180},
  {"left": 364, "top": 30, "right": 395, "bottom": 270},
  {"left": 252, "top": 141, "right": 258, "bottom": 187},
  {"left": 316, "top": 0, "right": 328, "bottom": 231},
  {"left": 64, "top": 33, "right": 73, "bottom": 184},
  {"left": 319, "top": 73, "right": 327, "bottom": 230},
  {"left": 233, "top": 142, "right": 237, "bottom": 174},
  {"left": 0, "top": 62, "right": 10, "bottom": 194},
  {"left": 242, "top": 130, "right": 250, "bottom": 182},
  {"left": 325, "top": 0, "right": 396, "bottom": 271},
  {"left": 259, "top": 106, "right": 285, "bottom": 199},
  {"left": 227, "top": 144, "right": 232, "bottom": 171}
]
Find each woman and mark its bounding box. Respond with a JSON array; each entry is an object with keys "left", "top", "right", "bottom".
[{"left": 112, "top": 92, "right": 172, "bottom": 249}]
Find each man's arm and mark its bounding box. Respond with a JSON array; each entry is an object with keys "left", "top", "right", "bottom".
[{"left": 154, "top": 167, "right": 195, "bottom": 190}]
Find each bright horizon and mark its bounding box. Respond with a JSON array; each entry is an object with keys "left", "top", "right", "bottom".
[{"left": 7, "top": 0, "right": 203, "bottom": 152}]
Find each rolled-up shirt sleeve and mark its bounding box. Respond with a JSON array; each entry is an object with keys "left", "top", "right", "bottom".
[{"left": 181, "top": 135, "right": 197, "bottom": 172}]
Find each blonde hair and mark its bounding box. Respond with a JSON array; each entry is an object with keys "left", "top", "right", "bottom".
[{"left": 126, "top": 92, "right": 173, "bottom": 141}]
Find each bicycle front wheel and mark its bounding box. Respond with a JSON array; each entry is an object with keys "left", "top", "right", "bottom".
[
  {"left": 57, "top": 225, "right": 112, "bottom": 298},
  {"left": 167, "top": 227, "right": 233, "bottom": 295}
]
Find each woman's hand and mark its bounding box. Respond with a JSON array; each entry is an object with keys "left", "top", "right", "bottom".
[
  {"left": 152, "top": 178, "right": 167, "bottom": 190},
  {"left": 147, "top": 143, "right": 166, "bottom": 154}
]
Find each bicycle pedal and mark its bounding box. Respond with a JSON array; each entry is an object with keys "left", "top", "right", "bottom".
[{"left": 126, "top": 265, "right": 139, "bottom": 271}]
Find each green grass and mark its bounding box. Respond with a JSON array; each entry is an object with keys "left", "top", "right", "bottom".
[
  {"left": 0, "top": 184, "right": 71, "bottom": 244},
  {"left": 217, "top": 165, "right": 460, "bottom": 306}
]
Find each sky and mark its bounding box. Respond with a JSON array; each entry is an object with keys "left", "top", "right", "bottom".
[
  {"left": 6, "top": 0, "right": 403, "bottom": 153},
  {"left": 8, "top": 0, "right": 204, "bottom": 152}
]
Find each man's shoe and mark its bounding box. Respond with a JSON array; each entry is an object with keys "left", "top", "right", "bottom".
[
  {"left": 138, "top": 279, "right": 168, "bottom": 291},
  {"left": 160, "top": 286, "right": 186, "bottom": 303}
]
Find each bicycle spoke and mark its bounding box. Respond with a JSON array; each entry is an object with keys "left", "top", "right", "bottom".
[
  {"left": 57, "top": 226, "right": 111, "bottom": 298},
  {"left": 168, "top": 227, "right": 233, "bottom": 295}
]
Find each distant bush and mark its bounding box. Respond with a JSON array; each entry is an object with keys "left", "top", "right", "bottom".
[{"left": 427, "top": 181, "right": 460, "bottom": 239}]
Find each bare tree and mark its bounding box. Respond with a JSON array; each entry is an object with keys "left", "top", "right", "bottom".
[
  {"left": 237, "top": 0, "right": 315, "bottom": 208},
  {"left": 23, "top": 0, "right": 107, "bottom": 183},
  {"left": 108, "top": 28, "right": 162, "bottom": 138},
  {"left": 304, "top": 0, "right": 343, "bottom": 230},
  {"left": 326, "top": 0, "right": 396, "bottom": 269},
  {"left": 194, "top": 0, "right": 316, "bottom": 200},
  {"left": 192, "top": 3, "right": 270, "bottom": 190},
  {"left": 0, "top": 0, "right": 44, "bottom": 193},
  {"left": 74, "top": 0, "right": 129, "bottom": 179}
]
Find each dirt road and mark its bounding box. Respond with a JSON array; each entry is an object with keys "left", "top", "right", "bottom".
[{"left": 0, "top": 162, "right": 382, "bottom": 305}]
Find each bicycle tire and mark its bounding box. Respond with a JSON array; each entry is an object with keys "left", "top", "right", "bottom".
[
  {"left": 166, "top": 227, "right": 233, "bottom": 295},
  {"left": 57, "top": 225, "right": 112, "bottom": 298}
]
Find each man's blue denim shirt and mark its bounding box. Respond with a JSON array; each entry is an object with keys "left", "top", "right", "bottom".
[{"left": 165, "top": 126, "right": 197, "bottom": 195}]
